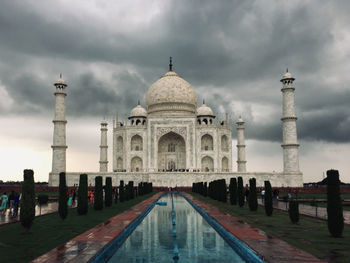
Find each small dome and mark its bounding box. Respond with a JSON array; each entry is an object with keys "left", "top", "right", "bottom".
[
  {"left": 130, "top": 104, "right": 147, "bottom": 118},
  {"left": 101, "top": 120, "right": 108, "bottom": 125},
  {"left": 145, "top": 70, "right": 197, "bottom": 115},
  {"left": 236, "top": 116, "right": 244, "bottom": 124},
  {"left": 281, "top": 71, "right": 295, "bottom": 82},
  {"left": 197, "top": 103, "right": 214, "bottom": 116}
]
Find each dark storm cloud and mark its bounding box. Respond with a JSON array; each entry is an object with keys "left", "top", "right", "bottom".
[
  {"left": 0, "top": 0, "right": 349, "bottom": 143},
  {"left": 67, "top": 70, "right": 147, "bottom": 118}
]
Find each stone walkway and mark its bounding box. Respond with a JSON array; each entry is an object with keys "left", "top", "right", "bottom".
[
  {"left": 185, "top": 193, "right": 326, "bottom": 263},
  {"left": 31, "top": 193, "right": 162, "bottom": 263},
  {"left": 31, "top": 193, "right": 327, "bottom": 263},
  {"left": 0, "top": 202, "right": 77, "bottom": 225}
]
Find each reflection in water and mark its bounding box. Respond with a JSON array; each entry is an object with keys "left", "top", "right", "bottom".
[
  {"left": 130, "top": 230, "right": 143, "bottom": 248},
  {"left": 107, "top": 194, "right": 245, "bottom": 263}
]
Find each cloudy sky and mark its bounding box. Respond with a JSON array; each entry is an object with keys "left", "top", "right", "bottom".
[{"left": 0, "top": 0, "right": 349, "bottom": 183}]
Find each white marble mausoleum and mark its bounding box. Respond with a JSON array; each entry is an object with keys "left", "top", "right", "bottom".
[{"left": 48, "top": 59, "right": 303, "bottom": 187}]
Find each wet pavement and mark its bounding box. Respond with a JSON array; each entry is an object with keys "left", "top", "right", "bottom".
[
  {"left": 185, "top": 193, "right": 326, "bottom": 263},
  {"left": 31, "top": 193, "right": 162, "bottom": 263},
  {"left": 258, "top": 199, "right": 350, "bottom": 224},
  {"left": 0, "top": 202, "right": 77, "bottom": 225},
  {"left": 31, "top": 193, "right": 327, "bottom": 263}
]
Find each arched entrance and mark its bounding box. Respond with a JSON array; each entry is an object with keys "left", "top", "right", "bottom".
[
  {"left": 222, "top": 157, "right": 228, "bottom": 172},
  {"left": 201, "top": 134, "right": 213, "bottom": 151},
  {"left": 201, "top": 156, "right": 214, "bottom": 172},
  {"left": 221, "top": 135, "right": 229, "bottom": 152},
  {"left": 131, "top": 134, "right": 143, "bottom": 151},
  {"left": 131, "top": 156, "right": 142, "bottom": 172},
  {"left": 158, "top": 132, "right": 186, "bottom": 171},
  {"left": 117, "top": 157, "right": 123, "bottom": 170}
]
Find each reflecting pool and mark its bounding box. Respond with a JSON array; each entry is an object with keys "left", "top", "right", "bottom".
[{"left": 107, "top": 194, "right": 246, "bottom": 263}]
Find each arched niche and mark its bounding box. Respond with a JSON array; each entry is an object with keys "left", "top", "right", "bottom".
[
  {"left": 131, "top": 156, "right": 142, "bottom": 172},
  {"left": 221, "top": 135, "right": 229, "bottom": 152},
  {"left": 117, "top": 136, "right": 123, "bottom": 152},
  {"left": 201, "top": 134, "right": 213, "bottom": 151},
  {"left": 131, "top": 134, "right": 143, "bottom": 151},
  {"left": 201, "top": 156, "right": 214, "bottom": 172},
  {"left": 117, "top": 157, "right": 123, "bottom": 170},
  {"left": 222, "top": 157, "right": 228, "bottom": 172}
]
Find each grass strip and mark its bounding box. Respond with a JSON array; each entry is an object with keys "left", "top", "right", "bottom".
[
  {"left": 0, "top": 192, "right": 155, "bottom": 263},
  {"left": 190, "top": 193, "right": 350, "bottom": 263}
]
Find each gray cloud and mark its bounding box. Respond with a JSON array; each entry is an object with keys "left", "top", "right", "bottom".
[{"left": 0, "top": 0, "right": 349, "bottom": 144}]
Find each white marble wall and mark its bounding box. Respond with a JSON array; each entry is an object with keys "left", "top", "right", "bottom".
[{"left": 49, "top": 171, "right": 303, "bottom": 187}]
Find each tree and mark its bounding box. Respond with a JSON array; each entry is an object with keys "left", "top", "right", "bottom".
[
  {"left": 289, "top": 200, "right": 299, "bottom": 223},
  {"left": 264, "top": 181, "right": 273, "bottom": 216},
  {"left": 237, "top": 177, "right": 244, "bottom": 207},
  {"left": 221, "top": 179, "right": 227, "bottom": 203},
  {"left": 327, "top": 169, "right": 344, "bottom": 237},
  {"left": 229, "top": 178, "right": 237, "bottom": 205},
  {"left": 248, "top": 178, "right": 258, "bottom": 211},
  {"left": 77, "top": 174, "right": 88, "bottom": 215},
  {"left": 125, "top": 184, "right": 130, "bottom": 201},
  {"left": 119, "top": 180, "right": 125, "bottom": 202},
  {"left": 20, "top": 169, "right": 36, "bottom": 232},
  {"left": 94, "top": 176, "right": 103, "bottom": 210},
  {"left": 128, "top": 181, "right": 134, "bottom": 199},
  {"left": 58, "top": 172, "right": 68, "bottom": 220},
  {"left": 105, "top": 177, "right": 113, "bottom": 207}
]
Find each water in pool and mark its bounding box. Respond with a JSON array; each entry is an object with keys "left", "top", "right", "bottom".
[{"left": 107, "top": 193, "right": 246, "bottom": 263}]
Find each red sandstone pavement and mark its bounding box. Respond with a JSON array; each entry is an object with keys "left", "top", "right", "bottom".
[
  {"left": 32, "top": 192, "right": 326, "bottom": 263},
  {"left": 31, "top": 193, "right": 162, "bottom": 263},
  {"left": 184, "top": 193, "right": 326, "bottom": 263}
]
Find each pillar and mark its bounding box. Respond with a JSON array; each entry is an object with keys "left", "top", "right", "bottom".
[
  {"left": 99, "top": 120, "right": 108, "bottom": 172},
  {"left": 51, "top": 75, "right": 68, "bottom": 174},
  {"left": 236, "top": 117, "right": 247, "bottom": 172},
  {"left": 281, "top": 70, "right": 300, "bottom": 173}
]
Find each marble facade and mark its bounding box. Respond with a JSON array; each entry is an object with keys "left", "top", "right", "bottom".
[{"left": 49, "top": 63, "right": 303, "bottom": 187}]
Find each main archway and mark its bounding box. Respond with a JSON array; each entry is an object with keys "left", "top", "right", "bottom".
[{"left": 158, "top": 132, "right": 186, "bottom": 171}]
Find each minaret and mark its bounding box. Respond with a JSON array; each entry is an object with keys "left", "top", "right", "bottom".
[
  {"left": 281, "top": 70, "right": 300, "bottom": 173},
  {"left": 51, "top": 74, "right": 68, "bottom": 174},
  {"left": 99, "top": 120, "right": 108, "bottom": 172},
  {"left": 236, "top": 116, "right": 247, "bottom": 172}
]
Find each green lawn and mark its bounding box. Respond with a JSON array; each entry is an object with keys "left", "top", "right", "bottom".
[
  {"left": 0, "top": 192, "right": 155, "bottom": 263},
  {"left": 191, "top": 193, "right": 350, "bottom": 263}
]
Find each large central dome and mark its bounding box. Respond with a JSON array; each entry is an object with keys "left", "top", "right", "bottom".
[{"left": 145, "top": 70, "right": 197, "bottom": 116}]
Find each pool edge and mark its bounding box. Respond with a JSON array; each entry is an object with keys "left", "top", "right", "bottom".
[
  {"left": 180, "top": 192, "right": 264, "bottom": 263},
  {"left": 90, "top": 192, "right": 165, "bottom": 263}
]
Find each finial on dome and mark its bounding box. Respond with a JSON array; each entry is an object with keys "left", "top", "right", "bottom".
[
  {"left": 169, "top": 56, "right": 173, "bottom": 71},
  {"left": 137, "top": 100, "right": 140, "bottom": 105},
  {"left": 60, "top": 73, "right": 62, "bottom": 78},
  {"left": 286, "top": 68, "right": 288, "bottom": 73},
  {"left": 203, "top": 99, "right": 205, "bottom": 105}
]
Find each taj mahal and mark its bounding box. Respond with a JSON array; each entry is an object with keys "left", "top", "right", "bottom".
[{"left": 48, "top": 58, "right": 303, "bottom": 187}]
